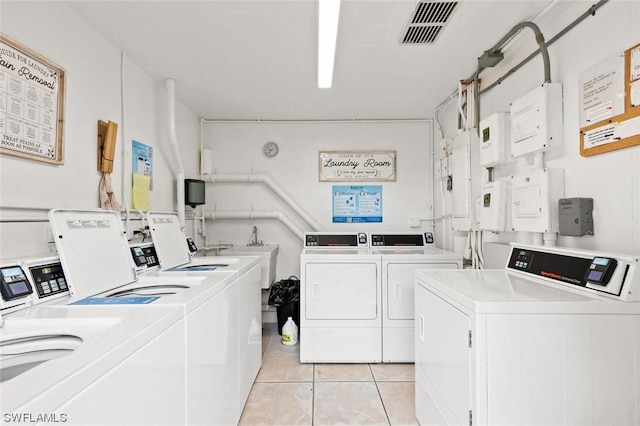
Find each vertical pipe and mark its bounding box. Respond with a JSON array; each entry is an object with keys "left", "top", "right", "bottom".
[{"left": 165, "top": 78, "right": 185, "bottom": 228}]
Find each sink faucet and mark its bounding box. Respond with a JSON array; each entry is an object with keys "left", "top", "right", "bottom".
[{"left": 249, "top": 226, "right": 263, "bottom": 246}]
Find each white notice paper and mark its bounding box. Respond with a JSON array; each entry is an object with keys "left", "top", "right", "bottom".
[{"left": 631, "top": 46, "right": 640, "bottom": 81}]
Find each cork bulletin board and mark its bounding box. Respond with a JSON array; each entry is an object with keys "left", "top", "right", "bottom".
[
  {"left": 579, "top": 42, "right": 640, "bottom": 157},
  {"left": 0, "top": 34, "right": 66, "bottom": 164}
]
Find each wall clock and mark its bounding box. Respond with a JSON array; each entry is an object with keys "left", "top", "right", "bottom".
[{"left": 263, "top": 141, "right": 279, "bottom": 158}]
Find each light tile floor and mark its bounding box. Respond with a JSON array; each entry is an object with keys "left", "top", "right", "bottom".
[{"left": 239, "top": 323, "right": 418, "bottom": 426}]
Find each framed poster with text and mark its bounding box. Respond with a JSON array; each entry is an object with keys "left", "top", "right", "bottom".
[
  {"left": 0, "top": 34, "right": 66, "bottom": 165},
  {"left": 319, "top": 151, "right": 396, "bottom": 182}
]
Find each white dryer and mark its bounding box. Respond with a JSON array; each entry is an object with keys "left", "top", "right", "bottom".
[
  {"left": 300, "top": 232, "right": 381, "bottom": 363},
  {"left": 370, "top": 232, "right": 462, "bottom": 362},
  {"left": 414, "top": 244, "right": 640, "bottom": 426}
]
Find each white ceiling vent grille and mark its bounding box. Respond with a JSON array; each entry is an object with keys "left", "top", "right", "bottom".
[{"left": 400, "top": 1, "right": 460, "bottom": 44}]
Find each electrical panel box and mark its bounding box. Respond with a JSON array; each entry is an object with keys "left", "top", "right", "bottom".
[
  {"left": 511, "top": 168, "right": 564, "bottom": 233},
  {"left": 510, "top": 83, "right": 563, "bottom": 158},
  {"left": 450, "top": 130, "right": 480, "bottom": 231},
  {"left": 558, "top": 197, "right": 594, "bottom": 236},
  {"left": 479, "top": 112, "right": 510, "bottom": 167},
  {"left": 478, "top": 180, "right": 511, "bottom": 232}
]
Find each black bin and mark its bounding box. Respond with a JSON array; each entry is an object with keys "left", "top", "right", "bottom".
[{"left": 268, "top": 276, "right": 300, "bottom": 335}]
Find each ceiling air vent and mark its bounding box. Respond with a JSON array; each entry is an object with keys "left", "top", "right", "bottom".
[{"left": 400, "top": 1, "right": 460, "bottom": 44}]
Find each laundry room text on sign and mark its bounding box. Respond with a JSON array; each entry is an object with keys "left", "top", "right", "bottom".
[{"left": 319, "top": 151, "right": 396, "bottom": 181}]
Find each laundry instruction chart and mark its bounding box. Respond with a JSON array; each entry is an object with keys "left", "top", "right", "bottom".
[
  {"left": 332, "top": 185, "right": 382, "bottom": 223},
  {"left": 0, "top": 35, "right": 65, "bottom": 164}
]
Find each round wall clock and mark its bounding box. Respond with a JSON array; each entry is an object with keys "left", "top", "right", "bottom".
[{"left": 263, "top": 141, "right": 280, "bottom": 158}]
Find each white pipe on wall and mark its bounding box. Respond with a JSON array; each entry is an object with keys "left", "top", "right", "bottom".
[
  {"left": 203, "top": 173, "right": 321, "bottom": 231},
  {"left": 203, "top": 210, "right": 305, "bottom": 241},
  {"left": 165, "top": 78, "right": 186, "bottom": 228},
  {"left": 543, "top": 232, "right": 557, "bottom": 246}
]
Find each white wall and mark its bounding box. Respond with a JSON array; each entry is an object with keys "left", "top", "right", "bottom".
[
  {"left": 434, "top": 0, "right": 640, "bottom": 258},
  {"left": 0, "top": 1, "right": 201, "bottom": 260},
  {"left": 203, "top": 121, "right": 433, "bottom": 278}
]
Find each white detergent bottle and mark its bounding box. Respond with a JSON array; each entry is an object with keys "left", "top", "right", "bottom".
[{"left": 281, "top": 317, "right": 298, "bottom": 346}]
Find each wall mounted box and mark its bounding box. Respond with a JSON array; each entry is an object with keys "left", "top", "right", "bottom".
[
  {"left": 510, "top": 83, "right": 563, "bottom": 158},
  {"left": 478, "top": 180, "right": 511, "bottom": 232},
  {"left": 511, "top": 168, "right": 565, "bottom": 233},
  {"left": 559, "top": 198, "right": 594, "bottom": 236},
  {"left": 450, "top": 130, "right": 480, "bottom": 231},
  {"left": 479, "top": 112, "right": 510, "bottom": 167}
]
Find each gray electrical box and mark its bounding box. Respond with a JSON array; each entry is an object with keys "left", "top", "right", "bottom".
[{"left": 558, "top": 198, "right": 593, "bottom": 236}]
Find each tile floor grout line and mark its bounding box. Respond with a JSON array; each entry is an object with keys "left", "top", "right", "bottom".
[
  {"left": 311, "top": 363, "right": 315, "bottom": 426},
  {"left": 373, "top": 379, "right": 393, "bottom": 426}
]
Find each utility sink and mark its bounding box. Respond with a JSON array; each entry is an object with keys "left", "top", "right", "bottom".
[
  {"left": 0, "top": 317, "right": 121, "bottom": 383},
  {"left": 223, "top": 244, "right": 279, "bottom": 289}
]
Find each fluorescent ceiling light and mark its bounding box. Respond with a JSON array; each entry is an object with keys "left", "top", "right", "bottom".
[{"left": 318, "top": 0, "right": 341, "bottom": 88}]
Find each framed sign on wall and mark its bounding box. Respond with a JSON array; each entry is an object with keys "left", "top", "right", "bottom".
[
  {"left": 0, "top": 34, "right": 66, "bottom": 165},
  {"left": 319, "top": 150, "right": 396, "bottom": 182}
]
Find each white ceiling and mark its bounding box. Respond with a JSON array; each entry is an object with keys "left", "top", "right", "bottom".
[{"left": 65, "top": 0, "right": 554, "bottom": 120}]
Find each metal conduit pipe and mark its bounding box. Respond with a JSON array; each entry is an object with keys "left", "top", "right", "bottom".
[
  {"left": 433, "top": 1, "right": 608, "bottom": 131},
  {"left": 480, "top": 0, "right": 609, "bottom": 94},
  {"left": 203, "top": 210, "right": 305, "bottom": 241},
  {"left": 465, "top": 21, "right": 551, "bottom": 85},
  {"left": 165, "top": 78, "right": 186, "bottom": 229},
  {"left": 203, "top": 173, "right": 322, "bottom": 231}
]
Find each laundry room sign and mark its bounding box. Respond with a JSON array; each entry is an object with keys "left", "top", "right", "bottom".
[{"left": 319, "top": 150, "right": 396, "bottom": 181}]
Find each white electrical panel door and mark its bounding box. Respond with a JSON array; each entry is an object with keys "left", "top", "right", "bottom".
[
  {"left": 510, "top": 83, "right": 563, "bottom": 158},
  {"left": 451, "top": 143, "right": 470, "bottom": 219},
  {"left": 511, "top": 169, "right": 565, "bottom": 232},
  {"left": 480, "top": 112, "right": 510, "bottom": 167}
]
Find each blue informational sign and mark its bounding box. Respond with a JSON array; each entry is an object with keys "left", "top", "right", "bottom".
[
  {"left": 132, "top": 140, "right": 153, "bottom": 189},
  {"left": 332, "top": 185, "right": 382, "bottom": 223},
  {"left": 71, "top": 296, "right": 159, "bottom": 305}
]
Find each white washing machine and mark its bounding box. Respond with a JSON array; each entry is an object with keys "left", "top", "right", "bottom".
[
  {"left": 414, "top": 244, "right": 640, "bottom": 426},
  {"left": 370, "top": 232, "right": 462, "bottom": 362},
  {"left": 47, "top": 209, "right": 241, "bottom": 426},
  {"left": 0, "top": 254, "right": 185, "bottom": 426},
  {"left": 300, "top": 232, "right": 382, "bottom": 363},
  {"left": 144, "top": 211, "right": 262, "bottom": 415}
]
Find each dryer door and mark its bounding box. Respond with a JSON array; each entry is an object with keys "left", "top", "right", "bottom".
[
  {"left": 387, "top": 262, "right": 459, "bottom": 320},
  {"left": 304, "top": 262, "right": 378, "bottom": 320}
]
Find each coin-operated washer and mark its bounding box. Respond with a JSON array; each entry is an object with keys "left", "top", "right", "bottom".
[
  {"left": 414, "top": 244, "right": 640, "bottom": 426},
  {"left": 47, "top": 208, "right": 239, "bottom": 426},
  {"left": 0, "top": 253, "right": 184, "bottom": 425},
  {"left": 300, "top": 232, "right": 382, "bottom": 363},
  {"left": 370, "top": 232, "right": 462, "bottom": 362},
  {"left": 144, "top": 211, "right": 262, "bottom": 417}
]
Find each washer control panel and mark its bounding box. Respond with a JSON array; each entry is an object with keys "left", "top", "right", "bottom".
[
  {"left": 29, "top": 262, "right": 69, "bottom": 299},
  {"left": 507, "top": 244, "right": 639, "bottom": 302}
]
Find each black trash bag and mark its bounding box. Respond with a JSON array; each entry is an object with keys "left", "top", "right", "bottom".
[{"left": 268, "top": 275, "right": 300, "bottom": 306}]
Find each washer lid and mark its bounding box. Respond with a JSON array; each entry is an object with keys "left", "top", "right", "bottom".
[
  {"left": 49, "top": 209, "right": 136, "bottom": 300},
  {"left": 146, "top": 212, "right": 191, "bottom": 270}
]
